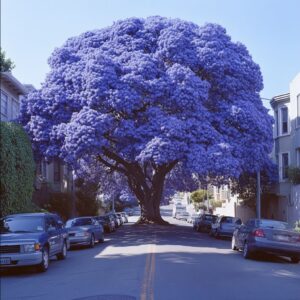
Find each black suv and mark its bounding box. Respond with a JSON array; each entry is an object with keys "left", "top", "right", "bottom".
[{"left": 0, "top": 213, "right": 69, "bottom": 272}]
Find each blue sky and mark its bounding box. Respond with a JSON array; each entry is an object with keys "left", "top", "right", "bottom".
[{"left": 2, "top": 0, "right": 300, "bottom": 108}]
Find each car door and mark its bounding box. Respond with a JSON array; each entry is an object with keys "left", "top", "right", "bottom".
[
  {"left": 46, "top": 216, "right": 61, "bottom": 255},
  {"left": 237, "top": 220, "right": 254, "bottom": 248}
]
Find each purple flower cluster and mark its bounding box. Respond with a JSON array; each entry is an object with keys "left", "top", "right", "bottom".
[{"left": 21, "top": 16, "right": 273, "bottom": 188}]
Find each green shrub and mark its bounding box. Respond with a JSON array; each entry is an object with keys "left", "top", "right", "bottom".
[{"left": 0, "top": 122, "right": 35, "bottom": 217}]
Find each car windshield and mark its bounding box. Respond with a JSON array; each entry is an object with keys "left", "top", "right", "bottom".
[
  {"left": 66, "top": 218, "right": 92, "bottom": 228},
  {"left": 221, "top": 217, "right": 234, "bottom": 223},
  {"left": 258, "top": 220, "right": 292, "bottom": 230},
  {"left": 204, "top": 215, "right": 216, "bottom": 221},
  {"left": 0, "top": 216, "right": 45, "bottom": 233}
]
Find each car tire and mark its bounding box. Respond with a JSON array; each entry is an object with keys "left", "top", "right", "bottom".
[
  {"left": 231, "top": 236, "right": 238, "bottom": 251},
  {"left": 215, "top": 231, "right": 220, "bottom": 239},
  {"left": 89, "top": 234, "right": 95, "bottom": 248},
  {"left": 291, "top": 257, "right": 300, "bottom": 264},
  {"left": 243, "top": 241, "right": 252, "bottom": 259},
  {"left": 57, "top": 241, "right": 67, "bottom": 260},
  {"left": 209, "top": 230, "right": 214, "bottom": 237},
  {"left": 99, "top": 234, "right": 104, "bottom": 243},
  {"left": 37, "top": 247, "right": 49, "bottom": 272}
]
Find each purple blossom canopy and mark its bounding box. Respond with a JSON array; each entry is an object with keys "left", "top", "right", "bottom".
[{"left": 21, "top": 16, "right": 273, "bottom": 183}]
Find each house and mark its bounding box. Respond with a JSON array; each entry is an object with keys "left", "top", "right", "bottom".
[
  {"left": 1, "top": 71, "right": 74, "bottom": 203},
  {"left": 270, "top": 73, "right": 300, "bottom": 225},
  {"left": 1, "top": 71, "right": 27, "bottom": 121}
]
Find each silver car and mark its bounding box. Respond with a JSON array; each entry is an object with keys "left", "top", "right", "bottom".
[
  {"left": 210, "top": 216, "right": 241, "bottom": 238},
  {"left": 232, "top": 219, "right": 300, "bottom": 263},
  {"left": 66, "top": 217, "right": 104, "bottom": 248}
]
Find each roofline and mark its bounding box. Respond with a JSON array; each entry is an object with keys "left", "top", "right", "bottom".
[
  {"left": 0, "top": 72, "right": 28, "bottom": 95},
  {"left": 270, "top": 93, "right": 290, "bottom": 107}
]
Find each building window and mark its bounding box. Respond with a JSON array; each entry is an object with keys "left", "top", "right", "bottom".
[
  {"left": 275, "top": 110, "right": 279, "bottom": 136},
  {"left": 53, "top": 160, "right": 61, "bottom": 183},
  {"left": 1, "top": 90, "right": 8, "bottom": 118},
  {"left": 297, "top": 94, "right": 300, "bottom": 127},
  {"left": 11, "top": 98, "right": 19, "bottom": 119},
  {"left": 297, "top": 149, "right": 300, "bottom": 167},
  {"left": 281, "top": 153, "right": 289, "bottom": 180},
  {"left": 281, "top": 107, "right": 288, "bottom": 134}
]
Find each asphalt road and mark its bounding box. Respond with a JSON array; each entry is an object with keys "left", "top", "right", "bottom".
[{"left": 1, "top": 206, "right": 300, "bottom": 300}]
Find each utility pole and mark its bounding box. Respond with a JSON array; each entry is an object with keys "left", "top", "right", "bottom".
[{"left": 256, "top": 170, "right": 261, "bottom": 219}]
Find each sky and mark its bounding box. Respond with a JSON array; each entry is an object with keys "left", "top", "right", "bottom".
[{"left": 2, "top": 0, "right": 300, "bottom": 109}]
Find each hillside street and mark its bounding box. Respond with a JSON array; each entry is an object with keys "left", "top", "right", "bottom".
[{"left": 1, "top": 205, "right": 300, "bottom": 300}]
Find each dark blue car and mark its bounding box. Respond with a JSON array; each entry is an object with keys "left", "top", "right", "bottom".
[{"left": 0, "top": 213, "right": 69, "bottom": 272}]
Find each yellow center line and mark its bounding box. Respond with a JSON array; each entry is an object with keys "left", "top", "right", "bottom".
[{"left": 140, "top": 232, "right": 157, "bottom": 300}]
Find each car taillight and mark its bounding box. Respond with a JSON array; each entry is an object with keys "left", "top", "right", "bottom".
[{"left": 252, "top": 229, "right": 265, "bottom": 238}]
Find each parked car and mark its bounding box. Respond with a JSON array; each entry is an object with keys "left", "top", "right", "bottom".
[
  {"left": 187, "top": 214, "right": 199, "bottom": 224},
  {"left": 114, "top": 213, "right": 123, "bottom": 226},
  {"left": 210, "top": 216, "right": 241, "bottom": 238},
  {"left": 175, "top": 212, "right": 190, "bottom": 221},
  {"left": 95, "top": 215, "right": 115, "bottom": 233},
  {"left": 109, "top": 213, "right": 120, "bottom": 228},
  {"left": 0, "top": 213, "right": 69, "bottom": 272},
  {"left": 232, "top": 219, "right": 300, "bottom": 263},
  {"left": 66, "top": 217, "right": 104, "bottom": 248},
  {"left": 116, "top": 213, "right": 126, "bottom": 224},
  {"left": 120, "top": 212, "right": 129, "bottom": 223},
  {"left": 194, "top": 214, "right": 218, "bottom": 232}
]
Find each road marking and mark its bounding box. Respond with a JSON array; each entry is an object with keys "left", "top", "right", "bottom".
[{"left": 140, "top": 233, "right": 156, "bottom": 300}]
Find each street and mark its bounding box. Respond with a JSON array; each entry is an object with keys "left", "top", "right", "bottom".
[{"left": 1, "top": 206, "right": 300, "bottom": 300}]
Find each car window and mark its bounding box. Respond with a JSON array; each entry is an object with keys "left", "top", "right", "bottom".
[
  {"left": 221, "top": 217, "right": 234, "bottom": 223},
  {"left": 66, "top": 218, "right": 93, "bottom": 227},
  {"left": 235, "top": 219, "right": 242, "bottom": 225},
  {"left": 257, "top": 220, "right": 292, "bottom": 230},
  {"left": 1, "top": 216, "right": 45, "bottom": 233},
  {"left": 46, "top": 217, "right": 58, "bottom": 230}
]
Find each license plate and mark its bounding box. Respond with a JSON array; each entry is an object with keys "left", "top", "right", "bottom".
[
  {"left": 275, "top": 235, "right": 290, "bottom": 242},
  {"left": 0, "top": 257, "right": 11, "bottom": 265}
]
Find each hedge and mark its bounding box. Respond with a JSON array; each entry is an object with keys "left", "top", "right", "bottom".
[{"left": 0, "top": 122, "right": 35, "bottom": 217}]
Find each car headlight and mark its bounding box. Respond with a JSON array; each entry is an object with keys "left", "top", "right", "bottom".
[
  {"left": 75, "top": 232, "right": 89, "bottom": 237},
  {"left": 23, "top": 243, "right": 40, "bottom": 252}
]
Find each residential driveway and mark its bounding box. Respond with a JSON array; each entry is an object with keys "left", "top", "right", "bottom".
[{"left": 1, "top": 207, "right": 300, "bottom": 300}]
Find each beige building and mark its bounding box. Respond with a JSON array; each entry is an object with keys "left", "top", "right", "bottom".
[{"left": 270, "top": 73, "right": 300, "bottom": 225}]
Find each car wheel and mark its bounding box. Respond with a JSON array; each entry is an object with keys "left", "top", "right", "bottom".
[
  {"left": 209, "top": 229, "right": 214, "bottom": 237},
  {"left": 89, "top": 234, "right": 95, "bottom": 248},
  {"left": 291, "top": 257, "right": 300, "bottom": 264},
  {"left": 37, "top": 247, "right": 49, "bottom": 272},
  {"left": 243, "top": 241, "right": 252, "bottom": 259},
  {"left": 215, "top": 231, "right": 220, "bottom": 239},
  {"left": 99, "top": 234, "right": 104, "bottom": 243},
  {"left": 57, "top": 241, "right": 67, "bottom": 260},
  {"left": 231, "top": 236, "right": 238, "bottom": 251}
]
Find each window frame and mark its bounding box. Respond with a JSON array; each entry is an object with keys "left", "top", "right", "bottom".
[
  {"left": 1, "top": 90, "right": 9, "bottom": 118},
  {"left": 275, "top": 104, "right": 290, "bottom": 137},
  {"left": 297, "top": 94, "right": 300, "bottom": 128},
  {"left": 279, "top": 152, "right": 290, "bottom": 181}
]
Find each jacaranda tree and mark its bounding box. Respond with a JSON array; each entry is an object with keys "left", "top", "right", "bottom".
[{"left": 21, "top": 17, "right": 274, "bottom": 224}]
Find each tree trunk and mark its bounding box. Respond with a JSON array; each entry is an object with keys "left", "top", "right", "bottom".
[
  {"left": 135, "top": 169, "right": 169, "bottom": 225},
  {"left": 97, "top": 150, "right": 177, "bottom": 225}
]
